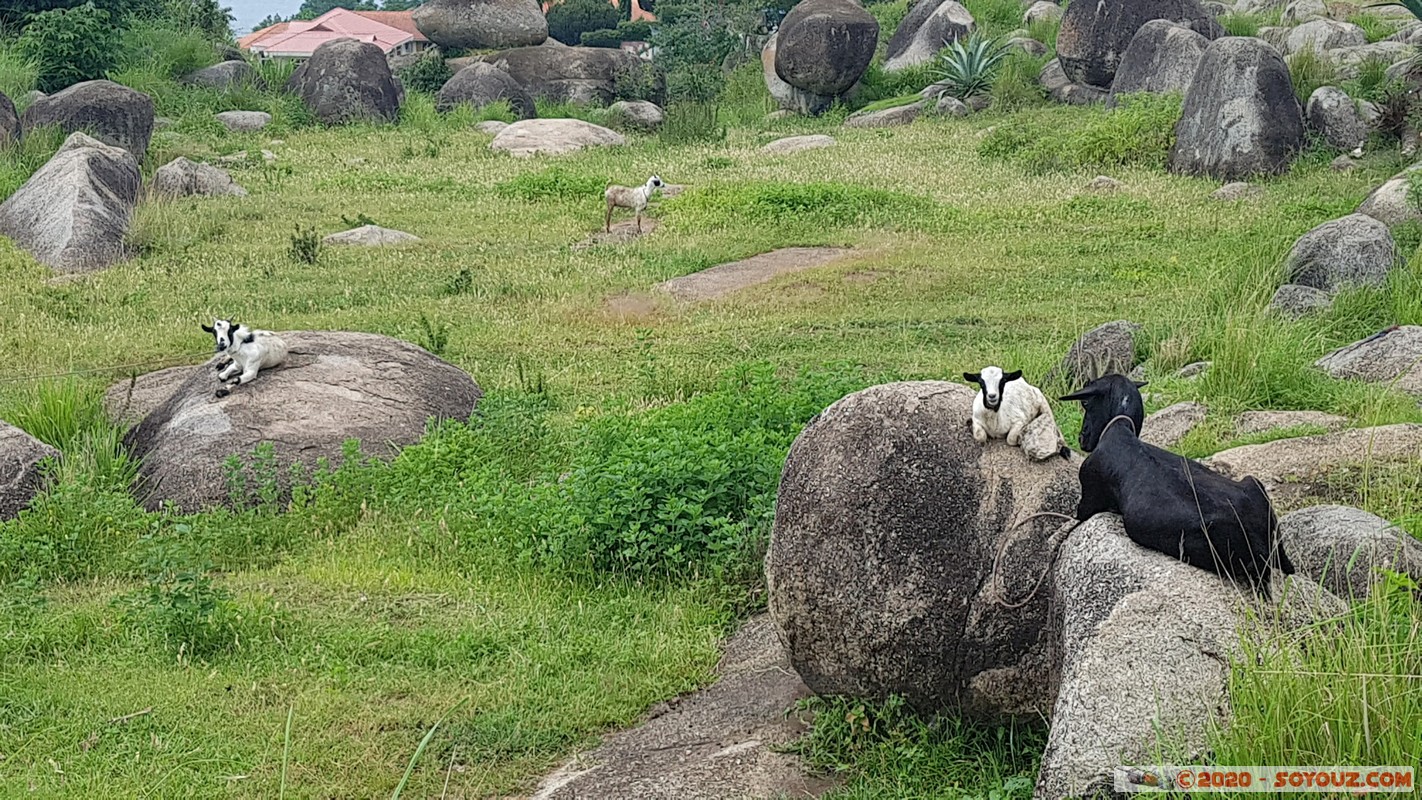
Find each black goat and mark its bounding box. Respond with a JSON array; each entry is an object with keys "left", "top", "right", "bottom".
[{"left": 1061, "top": 375, "right": 1294, "bottom": 597}]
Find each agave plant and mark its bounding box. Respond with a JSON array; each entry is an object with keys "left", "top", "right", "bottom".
[
  {"left": 932, "top": 32, "right": 1009, "bottom": 100},
  {"left": 1369, "top": 0, "right": 1422, "bottom": 19}
]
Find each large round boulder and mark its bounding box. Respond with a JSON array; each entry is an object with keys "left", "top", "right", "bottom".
[
  {"left": 762, "top": 32, "right": 834, "bottom": 114},
  {"left": 766, "top": 381, "right": 1081, "bottom": 717},
  {"left": 0, "top": 132, "right": 139, "bottom": 273},
  {"left": 488, "top": 118, "right": 625, "bottom": 157},
  {"left": 1057, "top": 0, "right": 1222, "bottom": 90},
  {"left": 151, "top": 157, "right": 247, "bottom": 200},
  {"left": 1279, "top": 505, "right": 1422, "bottom": 600},
  {"left": 1169, "top": 37, "right": 1304, "bottom": 180},
  {"left": 883, "top": 0, "right": 974, "bottom": 72},
  {"left": 1107, "top": 19, "right": 1209, "bottom": 104},
  {"left": 20, "top": 80, "right": 155, "bottom": 161},
  {"left": 1284, "top": 18, "right": 1367, "bottom": 54},
  {"left": 774, "top": 0, "right": 879, "bottom": 97},
  {"left": 1306, "top": 86, "right": 1368, "bottom": 151},
  {"left": 483, "top": 46, "right": 663, "bottom": 106},
  {"left": 0, "top": 420, "right": 58, "bottom": 521},
  {"left": 1284, "top": 213, "right": 1398, "bottom": 294},
  {"left": 413, "top": 0, "right": 548, "bottom": 50},
  {"left": 285, "top": 38, "right": 402, "bottom": 125},
  {"left": 436, "top": 62, "right": 536, "bottom": 118},
  {"left": 182, "top": 60, "right": 267, "bottom": 91},
  {"left": 0, "top": 91, "right": 16, "bottom": 148},
  {"left": 123, "top": 332, "right": 482, "bottom": 513}
]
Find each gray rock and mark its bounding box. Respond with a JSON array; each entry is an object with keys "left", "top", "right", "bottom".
[
  {"left": 1204, "top": 424, "right": 1422, "bottom": 497},
  {"left": 609, "top": 100, "right": 664, "bottom": 131},
  {"left": 775, "top": 0, "right": 879, "bottom": 96},
  {"left": 413, "top": 0, "right": 548, "bottom": 50},
  {"left": 762, "top": 32, "right": 835, "bottom": 114},
  {"left": 104, "top": 366, "right": 194, "bottom": 428},
  {"left": 1039, "top": 58, "right": 1109, "bottom": 105},
  {"left": 1358, "top": 175, "right": 1420, "bottom": 227},
  {"left": 214, "top": 110, "right": 272, "bottom": 132},
  {"left": 1170, "top": 37, "right": 1303, "bottom": 180},
  {"left": 843, "top": 101, "right": 924, "bottom": 128},
  {"left": 1328, "top": 41, "right": 1413, "bottom": 80},
  {"left": 1332, "top": 154, "right": 1360, "bottom": 171},
  {"left": 489, "top": 118, "right": 625, "bottom": 157},
  {"left": 0, "top": 133, "right": 139, "bottom": 273},
  {"left": 1038, "top": 514, "right": 1340, "bottom": 800},
  {"left": 436, "top": 62, "right": 535, "bottom": 118},
  {"left": 760, "top": 134, "right": 836, "bottom": 155},
  {"left": 151, "top": 157, "right": 247, "bottom": 199},
  {"left": 1285, "top": 19, "right": 1367, "bottom": 54},
  {"left": 1175, "top": 360, "right": 1212, "bottom": 378},
  {"left": 529, "top": 616, "right": 836, "bottom": 799},
  {"left": 0, "top": 91, "right": 16, "bottom": 148},
  {"left": 884, "top": 0, "right": 974, "bottom": 72},
  {"left": 1140, "top": 401, "right": 1207, "bottom": 448},
  {"left": 1211, "top": 181, "right": 1262, "bottom": 201},
  {"left": 1006, "top": 36, "right": 1048, "bottom": 57},
  {"left": 1306, "top": 86, "right": 1368, "bottom": 152},
  {"left": 1316, "top": 325, "right": 1422, "bottom": 398},
  {"left": 1086, "top": 175, "right": 1123, "bottom": 191},
  {"left": 182, "top": 60, "right": 266, "bottom": 90},
  {"left": 1284, "top": 213, "right": 1398, "bottom": 294},
  {"left": 1024, "top": 0, "right": 1062, "bottom": 24},
  {"left": 1233, "top": 410, "right": 1347, "bottom": 437},
  {"left": 935, "top": 95, "right": 969, "bottom": 116},
  {"left": 1107, "top": 19, "right": 1209, "bottom": 105},
  {"left": 322, "top": 225, "right": 420, "bottom": 246},
  {"left": 286, "top": 38, "right": 401, "bottom": 125},
  {"left": 766, "top": 381, "right": 1081, "bottom": 716},
  {"left": 0, "top": 420, "right": 58, "bottom": 521},
  {"left": 1046, "top": 320, "right": 1142, "bottom": 387},
  {"left": 21, "top": 80, "right": 155, "bottom": 161},
  {"left": 124, "top": 331, "right": 482, "bottom": 512},
  {"left": 484, "top": 45, "right": 661, "bottom": 106},
  {"left": 475, "top": 120, "right": 509, "bottom": 135},
  {"left": 1057, "top": 0, "right": 1222, "bottom": 90},
  {"left": 1270, "top": 283, "right": 1334, "bottom": 317},
  {"left": 1279, "top": 505, "right": 1422, "bottom": 600},
  {"left": 1283, "top": 0, "right": 1327, "bottom": 23}
]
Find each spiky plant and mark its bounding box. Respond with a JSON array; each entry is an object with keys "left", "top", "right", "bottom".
[{"left": 932, "top": 32, "right": 1009, "bottom": 100}]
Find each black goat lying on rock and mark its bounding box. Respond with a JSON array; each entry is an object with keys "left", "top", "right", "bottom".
[{"left": 1061, "top": 375, "right": 1295, "bottom": 597}]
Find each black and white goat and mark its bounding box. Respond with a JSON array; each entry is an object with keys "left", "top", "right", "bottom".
[
  {"left": 1061, "top": 374, "right": 1294, "bottom": 597},
  {"left": 202, "top": 318, "right": 288, "bottom": 398},
  {"left": 963, "top": 366, "right": 1066, "bottom": 459},
  {"left": 604, "top": 175, "right": 664, "bottom": 233}
]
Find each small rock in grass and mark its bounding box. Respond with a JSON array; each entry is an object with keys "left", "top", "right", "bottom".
[
  {"left": 1086, "top": 175, "right": 1123, "bottom": 191},
  {"left": 1211, "top": 182, "right": 1262, "bottom": 201},
  {"left": 322, "top": 225, "right": 420, "bottom": 246}
]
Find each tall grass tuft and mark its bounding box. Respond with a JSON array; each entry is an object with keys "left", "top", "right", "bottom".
[
  {"left": 0, "top": 378, "right": 137, "bottom": 490},
  {"left": 980, "top": 93, "right": 1183, "bottom": 174},
  {"left": 991, "top": 51, "right": 1048, "bottom": 112},
  {"left": 0, "top": 124, "right": 64, "bottom": 196},
  {"left": 1290, "top": 47, "right": 1340, "bottom": 105},
  {"left": 659, "top": 102, "right": 726, "bottom": 144},
  {"left": 0, "top": 43, "right": 37, "bottom": 108}
]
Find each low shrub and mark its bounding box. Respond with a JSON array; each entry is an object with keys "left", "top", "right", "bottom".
[
  {"left": 1289, "top": 47, "right": 1339, "bottom": 105},
  {"left": 979, "top": 93, "right": 1184, "bottom": 174},
  {"left": 547, "top": 0, "right": 620, "bottom": 46},
  {"left": 18, "top": 2, "right": 120, "bottom": 93},
  {"left": 580, "top": 28, "right": 624, "bottom": 48},
  {"left": 495, "top": 166, "right": 607, "bottom": 201},
  {"left": 400, "top": 48, "right": 453, "bottom": 96},
  {"left": 990, "top": 50, "right": 1048, "bottom": 112}
]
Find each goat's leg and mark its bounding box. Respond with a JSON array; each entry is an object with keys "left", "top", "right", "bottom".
[
  {"left": 1006, "top": 420, "right": 1027, "bottom": 447},
  {"left": 214, "top": 358, "right": 233, "bottom": 372},
  {"left": 217, "top": 362, "right": 240, "bottom": 381},
  {"left": 971, "top": 418, "right": 988, "bottom": 444},
  {"left": 605, "top": 202, "right": 613, "bottom": 233},
  {"left": 635, "top": 210, "right": 642, "bottom": 233}
]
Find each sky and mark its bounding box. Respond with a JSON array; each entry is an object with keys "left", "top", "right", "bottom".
[{"left": 227, "top": 0, "right": 303, "bottom": 34}]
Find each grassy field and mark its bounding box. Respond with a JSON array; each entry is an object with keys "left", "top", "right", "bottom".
[{"left": 1, "top": 50, "right": 1421, "bottom": 799}]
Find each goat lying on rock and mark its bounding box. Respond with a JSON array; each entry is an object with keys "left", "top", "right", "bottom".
[
  {"left": 964, "top": 366, "right": 1068, "bottom": 459},
  {"left": 604, "top": 175, "right": 664, "bottom": 233},
  {"left": 202, "top": 318, "right": 288, "bottom": 398},
  {"left": 1061, "top": 374, "right": 1294, "bottom": 597}
]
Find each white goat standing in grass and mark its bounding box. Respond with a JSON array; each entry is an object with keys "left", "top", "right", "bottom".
[
  {"left": 202, "top": 318, "right": 288, "bottom": 398},
  {"left": 604, "top": 175, "right": 664, "bottom": 233},
  {"left": 963, "top": 366, "right": 1056, "bottom": 448}
]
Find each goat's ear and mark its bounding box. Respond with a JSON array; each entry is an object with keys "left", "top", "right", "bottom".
[
  {"left": 963, "top": 372, "right": 980, "bottom": 384},
  {"left": 1132, "top": 380, "right": 1148, "bottom": 389},
  {"left": 1059, "top": 386, "right": 1097, "bottom": 402},
  {"left": 243, "top": 332, "right": 256, "bottom": 344},
  {"left": 1003, "top": 370, "right": 1023, "bottom": 383},
  {"left": 201, "top": 324, "right": 214, "bottom": 333}
]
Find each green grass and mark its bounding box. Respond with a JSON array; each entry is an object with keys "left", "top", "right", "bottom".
[{"left": 2, "top": 73, "right": 1422, "bottom": 797}]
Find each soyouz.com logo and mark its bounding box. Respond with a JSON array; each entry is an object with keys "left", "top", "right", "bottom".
[{"left": 1114, "top": 766, "right": 1415, "bottom": 793}]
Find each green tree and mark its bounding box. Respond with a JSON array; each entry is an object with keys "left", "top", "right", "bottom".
[
  {"left": 294, "top": 0, "right": 377, "bottom": 19},
  {"left": 546, "top": 0, "right": 619, "bottom": 45},
  {"left": 18, "top": 2, "right": 120, "bottom": 92},
  {"left": 144, "top": 0, "right": 233, "bottom": 40},
  {"left": 253, "top": 12, "right": 285, "bottom": 30},
  {"left": 379, "top": 0, "right": 423, "bottom": 9}
]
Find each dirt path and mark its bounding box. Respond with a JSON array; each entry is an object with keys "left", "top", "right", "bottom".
[{"left": 656, "top": 248, "right": 853, "bottom": 301}]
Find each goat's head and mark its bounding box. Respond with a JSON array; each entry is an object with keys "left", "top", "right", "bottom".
[
  {"left": 647, "top": 175, "right": 664, "bottom": 191},
  {"left": 963, "top": 366, "right": 1021, "bottom": 412},
  {"left": 201, "top": 319, "right": 240, "bottom": 353},
  {"left": 1060, "top": 374, "right": 1147, "bottom": 452}
]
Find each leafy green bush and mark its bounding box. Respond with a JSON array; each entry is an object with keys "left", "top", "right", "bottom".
[
  {"left": 117, "top": 21, "right": 216, "bottom": 80},
  {"left": 495, "top": 166, "right": 607, "bottom": 200},
  {"left": 617, "top": 18, "right": 652, "bottom": 40},
  {"left": 934, "top": 32, "right": 1009, "bottom": 99},
  {"left": 18, "top": 2, "right": 120, "bottom": 93},
  {"left": 979, "top": 93, "right": 1185, "bottom": 174},
  {"left": 547, "top": 0, "right": 620, "bottom": 45},
  {"left": 612, "top": 58, "right": 662, "bottom": 101},
  {"left": 400, "top": 48, "right": 452, "bottom": 95},
  {"left": 580, "top": 27, "right": 624, "bottom": 47},
  {"left": 659, "top": 101, "right": 725, "bottom": 143}
]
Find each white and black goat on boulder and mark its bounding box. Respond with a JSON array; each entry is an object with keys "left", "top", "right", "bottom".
[
  {"left": 202, "top": 318, "right": 288, "bottom": 398},
  {"left": 964, "top": 366, "right": 1069, "bottom": 459},
  {"left": 1061, "top": 374, "right": 1294, "bottom": 597}
]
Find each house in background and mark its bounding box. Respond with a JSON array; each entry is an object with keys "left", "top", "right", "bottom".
[
  {"left": 539, "top": 0, "right": 655, "bottom": 22},
  {"left": 239, "top": 8, "right": 431, "bottom": 61}
]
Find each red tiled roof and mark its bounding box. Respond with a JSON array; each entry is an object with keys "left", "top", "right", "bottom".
[
  {"left": 353, "top": 10, "right": 428, "bottom": 40},
  {"left": 239, "top": 8, "right": 422, "bottom": 57}
]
